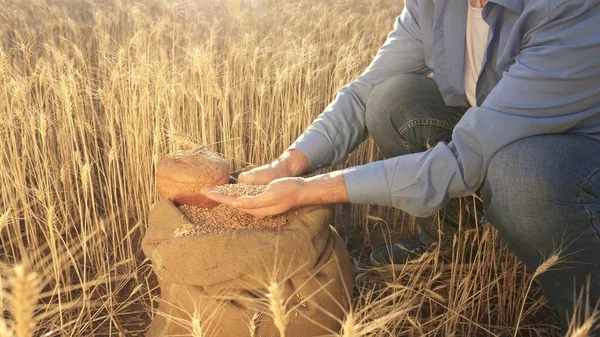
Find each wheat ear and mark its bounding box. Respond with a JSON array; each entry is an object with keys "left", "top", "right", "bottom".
[
  {"left": 191, "top": 310, "right": 204, "bottom": 337},
  {"left": 341, "top": 312, "right": 357, "bottom": 337},
  {"left": 267, "top": 281, "right": 288, "bottom": 337},
  {"left": 0, "top": 318, "right": 12, "bottom": 337},
  {"left": 10, "top": 264, "right": 40, "bottom": 337}
]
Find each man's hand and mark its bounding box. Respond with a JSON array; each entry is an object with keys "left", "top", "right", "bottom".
[
  {"left": 201, "top": 171, "right": 349, "bottom": 218},
  {"left": 237, "top": 150, "right": 309, "bottom": 185},
  {"left": 202, "top": 177, "right": 305, "bottom": 218}
]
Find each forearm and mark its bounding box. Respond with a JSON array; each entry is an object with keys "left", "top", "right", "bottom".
[
  {"left": 299, "top": 170, "right": 349, "bottom": 206},
  {"left": 287, "top": 85, "right": 371, "bottom": 173},
  {"left": 288, "top": 6, "right": 428, "bottom": 173}
]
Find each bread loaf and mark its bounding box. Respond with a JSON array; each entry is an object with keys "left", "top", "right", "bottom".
[{"left": 157, "top": 147, "right": 230, "bottom": 207}]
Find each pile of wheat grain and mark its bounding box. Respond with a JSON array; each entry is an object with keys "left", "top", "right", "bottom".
[
  {"left": 215, "top": 183, "right": 266, "bottom": 197},
  {"left": 175, "top": 184, "right": 288, "bottom": 237}
]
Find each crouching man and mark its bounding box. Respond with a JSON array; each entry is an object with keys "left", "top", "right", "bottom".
[{"left": 204, "top": 0, "right": 600, "bottom": 333}]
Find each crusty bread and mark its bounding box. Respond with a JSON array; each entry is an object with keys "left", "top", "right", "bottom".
[{"left": 157, "top": 147, "right": 230, "bottom": 207}]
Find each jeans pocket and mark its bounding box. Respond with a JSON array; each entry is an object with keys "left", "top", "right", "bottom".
[{"left": 396, "top": 118, "right": 455, "bottom": 152}]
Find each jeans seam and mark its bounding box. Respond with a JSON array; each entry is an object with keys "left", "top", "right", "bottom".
[
  {"left": 582, "top": 168, "right": 600, "bottom": 240},
  {"left": 584, "top": 167, "right": 600, "bottom": 197},
  {"left": 582, "top": 204, "right": 600, "bottom": 241},
  {"left": 397, "top": 118, "right": 455, "bottom": 136},
  {"left": 402, "top": 140, "right": 413, "bottom": 153}
]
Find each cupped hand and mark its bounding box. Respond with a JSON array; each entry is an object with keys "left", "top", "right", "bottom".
[{"left": 201, "top": 177, "right": 306, "bottom": 218}]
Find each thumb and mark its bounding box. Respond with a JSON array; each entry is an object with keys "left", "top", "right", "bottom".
[
  {"left": 238, "top": 170, "right": 270, "bottom": 184},
  {"left": 237, "top": 171, "right": 254, "bottom": 184}
]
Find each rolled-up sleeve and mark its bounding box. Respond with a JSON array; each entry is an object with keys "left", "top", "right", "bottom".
[
  {"left": 344, "top": 2, "right": 600, "bottom": 217},
  {"left": 289, "top": 0, "right": 429, "bottom": 173}
]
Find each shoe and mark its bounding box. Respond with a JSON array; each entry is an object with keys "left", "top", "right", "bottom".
[
  {"left": 370, "top": 240, "right": 424, "bottom": 268},
  {"left": 371, "top": 237, "right": 482, "bottom": 274}
]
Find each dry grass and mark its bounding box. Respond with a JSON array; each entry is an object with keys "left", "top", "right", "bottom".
[{"left": 0, "top": 0, "right": 595, "bottom": 336}]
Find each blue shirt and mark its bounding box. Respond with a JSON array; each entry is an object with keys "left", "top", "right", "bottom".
[{"left": 288, "top": 0, "right": 600, "bottom": 217}]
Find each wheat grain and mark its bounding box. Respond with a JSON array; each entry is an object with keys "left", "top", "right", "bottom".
[
  {"left": 176, "top": 204, "right": 287, "bottom": 236},
  {"left": 215, "top": 183, "right": 267, "bottom": 197},
  {"left": 175, "top": 184, "right": 287, "bottom": 237}
]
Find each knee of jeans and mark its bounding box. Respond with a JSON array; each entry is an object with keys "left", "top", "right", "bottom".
[
  {"left": 366, "top": 74, "right": 438, "bottom": 153},
  {"left": 366, "top": 74, "right": 432, "bottom": 128},
  {"left": 482, "top": 140, "right": 573, "bottom": 262}
]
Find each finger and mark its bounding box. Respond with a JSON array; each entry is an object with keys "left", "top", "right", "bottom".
[
  {"left": 232, "top": 193, "right": 276, "bottom": 209},
  {"left": 229, "top": 166, "right": 255, "bottom": 183},
  {"left": 200, "top": 187, "right": 236, "bottom": 206}
]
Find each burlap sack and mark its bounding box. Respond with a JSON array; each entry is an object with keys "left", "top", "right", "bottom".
[{"left": 142, "top": 200, "right": 353, "bottom": 337}]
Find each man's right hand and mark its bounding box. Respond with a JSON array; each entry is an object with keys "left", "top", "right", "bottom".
[{"left": 238, "top": 150, "right": 309, "bottom": 185}]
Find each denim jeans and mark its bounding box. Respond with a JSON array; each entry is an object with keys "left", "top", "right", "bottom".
[
  {"left": 365, "top": 73, "right": 600, "bottom": 332},
  {"left": 365, "top": 73, "right": 476, "bottom": 248}
]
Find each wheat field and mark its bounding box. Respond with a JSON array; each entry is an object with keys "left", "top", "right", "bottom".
[{"left": 0, "top": 0, "right": 596, "bottom": 336}]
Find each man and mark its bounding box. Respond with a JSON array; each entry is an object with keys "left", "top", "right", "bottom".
[{"left": 203, "top": 0, "right": 600, "bottom": 332}]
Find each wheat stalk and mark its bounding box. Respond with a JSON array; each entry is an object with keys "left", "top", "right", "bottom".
[{"left": 513, "top": 253, "right": 561, "bottom": 337}]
